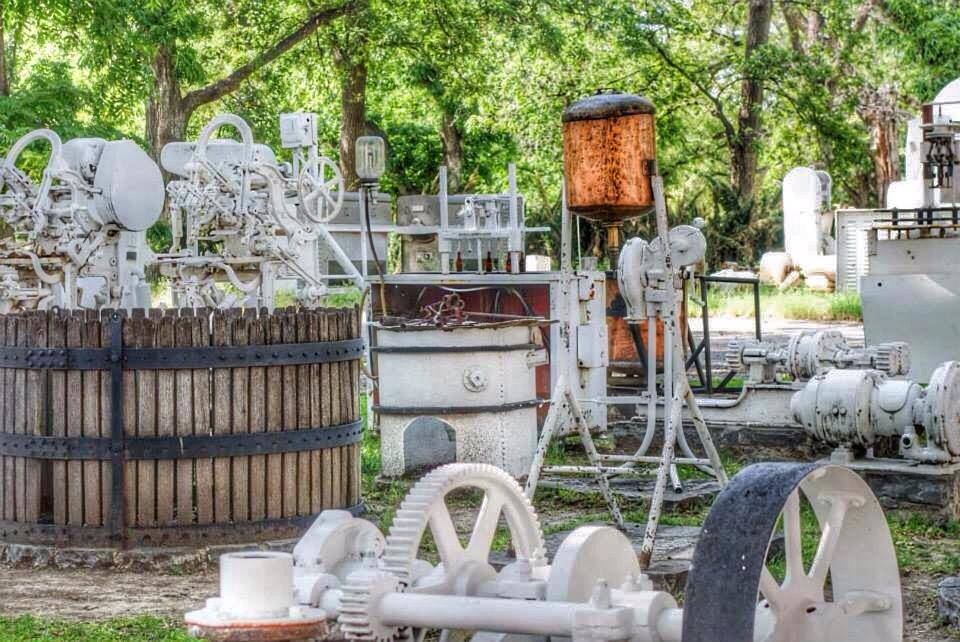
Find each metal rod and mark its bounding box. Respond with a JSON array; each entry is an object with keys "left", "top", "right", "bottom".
[
  {"left": 380, "top": 593, "right": 575, "bottom": 636},
  {"left": 700, "top": 275, "right": 713, "bottom": 394},
  {"left": 753, "top": 279, "right": 762, "bottom": 341},
  {"left": 599, "top": 454, "right": 713, "bottom": 465},
  {"left": 639, "top": 173, "right": 677, "bottom": 569},
  {"left": 439, "top": 166, "right": 450, "bottom": 275}
]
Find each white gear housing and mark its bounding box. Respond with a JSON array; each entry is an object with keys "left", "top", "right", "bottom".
[
  {"left": 791, "top": 360, "right": 960, "bottom": 463},
  {"left": 726, "top": 330, "right": 911, "bottom": 383},
  {"left": 617, "top": 224, "right": 706, "bottom": 320},
  {"left": 0, "top": 130, "right": 162, "bottom": 312}
]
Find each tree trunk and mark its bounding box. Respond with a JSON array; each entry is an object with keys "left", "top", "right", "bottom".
[
  {"left": 335, "top": 46, "right": 367, "bottom": 190},
  {"left": 857, "top": 84, "right": 901, "bottom": 204},
  {"left": 145, "top": 46, "right": 190, "bottom": 162},
  {"left": 0, "top": 1, "right": 8, "bottom": 97},
  {"left": 730, "top": 0, "right": 774, "bottom": 206},
  {"left": 440, "top": 111, "right": 464, "bottom": 193}
]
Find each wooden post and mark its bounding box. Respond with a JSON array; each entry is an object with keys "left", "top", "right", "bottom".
[
  {"left": 193, "top": 310, "right": 213, "bottom": 524},
  {"left": 281, "top": 309, "right": 298, "bottom": 516},
  {"left": 308, "top": 310, "right": 323, "bottom": 514},
  {"left": 265, "top": 312, "right": 284, "bottom": 520},
  {"left": 296, "top": 309, "right": 312, "bottom": 516},
  {"left": 174, "top": 310, "right": 193, "bottom": 524},
  {"left": 231, "top": 311, "right": 251, "bottom": 522},
  {"left": 212, "top": 309, "right": 233, "bottom": 522},
  {"left": 49, "top": 311, "right": 67, "bottom": 524}
]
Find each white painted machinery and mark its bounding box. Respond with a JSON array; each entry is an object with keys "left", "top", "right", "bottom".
[
  {"left": 834, "top": 76, "right": 960, "bottom": 380},
  {"left": 759, "top": 167, "right": 835, "bottom": 289},
  {"left": 725, "top": 330, "right": 910, "bottom": 384},
  {"left": 526, "top": 167, "right": 728, "bottom": 567},
  {"left": 0, "top": 129, "right": 163, "bottom": 311},
  {"left": 792, "top": 360, "right": 960, "bottom": 464},
  {"left": 187, "top": 462, "right": 903, "bottom": 642},
  {"left": 158, "top": 112, "right": 354, "bottom": 309}
]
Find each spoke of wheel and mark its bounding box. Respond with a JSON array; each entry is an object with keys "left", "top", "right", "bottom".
[
  {"left": 808, "top": 498, "right": 849, "bottom": 586},
  {"left": 783, "top": 490, "right": 805, "bottom": 583},
  {"left": 759, "top": 566, "right": 784, "bottom": 610},
  {"left": 428, "top": 501, "right": 465, "bottom": 567},
  {"left": 466, "top": 490, "right": 504, "bottom": 559}
]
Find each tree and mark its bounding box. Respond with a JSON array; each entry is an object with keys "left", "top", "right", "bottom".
[
  {"left": 731, "top": 0, "right": 773, "bottom": 205},
  {"left": 64, "top": 0, "right": 357, "bottom": 159}
]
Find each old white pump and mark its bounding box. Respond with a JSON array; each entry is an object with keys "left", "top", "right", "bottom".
[{"left": 188, "top": 462, "right": 903, "bottom": 642}]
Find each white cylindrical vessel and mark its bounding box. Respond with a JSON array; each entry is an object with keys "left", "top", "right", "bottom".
[
  {"left": 219, "top": 552, "right": 295, "bottom": 619},
  {"left": 374, "top": 320, "right": 541, "bottom": 477}
]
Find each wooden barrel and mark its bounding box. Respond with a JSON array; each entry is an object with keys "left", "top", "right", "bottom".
[{"left": 0, "top": 307, "right": 363, "bottom": 548}]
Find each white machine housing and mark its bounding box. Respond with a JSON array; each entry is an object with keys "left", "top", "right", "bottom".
[
  {"left": 187, "top": 462, "right": 904, "bottom": 642},
  {"left": 0, "top": 130, "right": 162, "bottom": 311},
  {"left": 158, "top": 112, "right": 353, "bottom": 309},
  {"left": 792, "top": 360, "right": 960, "bottom": 464}
]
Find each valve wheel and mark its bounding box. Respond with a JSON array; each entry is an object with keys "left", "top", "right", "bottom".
[
  {"left": 298, "top": 156, "right": 344, "bottom": 224},
  {"left": 683, "top": 463, "right": 901, "bottom": 642}
]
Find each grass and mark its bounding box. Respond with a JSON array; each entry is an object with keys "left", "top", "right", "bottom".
[
  {"left": 689, "top": 285, "right": 862, "bottom": 321},
  {"left": 0, "top": 616, "right": 188, "bottom": 641}
]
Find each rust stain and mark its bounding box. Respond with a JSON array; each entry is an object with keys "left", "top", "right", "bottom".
[{"left": 563, "top": 113, "right": 656, "bottom": 221}]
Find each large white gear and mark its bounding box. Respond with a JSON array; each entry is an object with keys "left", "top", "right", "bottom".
[
  {"left": 381, "top": 463, "right": 546, "bottom": 589},
  {"left": 338, "top": 464, "right": 546, "bottom": 642}
]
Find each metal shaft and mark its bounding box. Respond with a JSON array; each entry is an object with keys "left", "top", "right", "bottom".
[{"left": 379, "top": 593, "right": 576, "bottom": 636}]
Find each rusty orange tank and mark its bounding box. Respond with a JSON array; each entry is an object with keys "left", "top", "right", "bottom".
[{"left": 562, "top": 91, "right": 656, "bottom": 221}]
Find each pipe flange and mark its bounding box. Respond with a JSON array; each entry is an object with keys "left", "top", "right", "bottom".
[{"left": 924, "top": 361, "right": 960, "bottom": 457}]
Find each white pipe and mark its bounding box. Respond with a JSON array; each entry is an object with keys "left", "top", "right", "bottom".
[
  {"left": 656, "top": 608, "right": 684, "bottom": 642},
  {"left": 379, "top": 594, "right": 576, "bottom": 636}
]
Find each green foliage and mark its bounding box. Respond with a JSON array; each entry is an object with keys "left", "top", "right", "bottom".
[
  {"left": 146, "top": 221, "right": 173, "bottom": 255},
  {"left": 0, "top": 615, "right": 189, "bottom": 642}
]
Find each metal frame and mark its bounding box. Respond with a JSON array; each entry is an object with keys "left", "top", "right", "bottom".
[
  {"left": 0, "top": 420, "right": 363, "bottom": 460},
  {"left": 0, "top": 312, "right": 364, "bottom": 546},
  {"left": 525, "top": 168, "right": 728, "bottom": 569},
  {"left": 686, "top": 274, "right": 761, "bottom": 394},
  {"left": 0, "top": 339, "right": 364, "bottom": 370}
]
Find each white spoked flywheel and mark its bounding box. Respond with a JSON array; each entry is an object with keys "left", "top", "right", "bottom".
[
  {"left": 298, "top": 155, "right": 345, "bottom": 224},
  {"left": 683, "top": 463, "right": 902, "bottom": 642}
]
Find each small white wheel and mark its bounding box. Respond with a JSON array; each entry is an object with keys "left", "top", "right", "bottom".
[{"left": 299, "top": 156, "right": 344, "bottom": 224}]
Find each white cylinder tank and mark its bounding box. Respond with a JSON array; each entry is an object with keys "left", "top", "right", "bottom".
[{"left": 374, "top": 320, "right": 543, "bottom": 477}]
